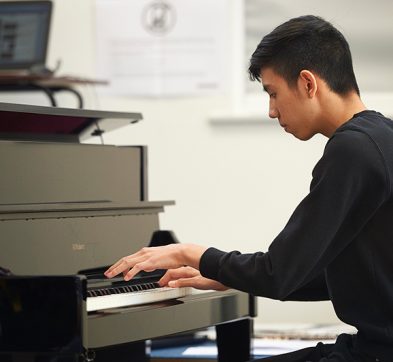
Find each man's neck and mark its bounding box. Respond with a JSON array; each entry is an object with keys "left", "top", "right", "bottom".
[{"left": 320, "top": 92, "right": 367, "bottom": 137}]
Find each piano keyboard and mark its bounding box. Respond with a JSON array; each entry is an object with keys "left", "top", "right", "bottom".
[{"left": 86, "top": 282, "right": 193, "bottom": 312}]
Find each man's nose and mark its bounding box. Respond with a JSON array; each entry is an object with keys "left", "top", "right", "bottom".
[{"left": 269, "top": 104, "right": 278, "bottom": 119}]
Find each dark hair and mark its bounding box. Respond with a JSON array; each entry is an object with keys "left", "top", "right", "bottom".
[{"left": 248, "top": 15, "right": 360, "bottom": 95}]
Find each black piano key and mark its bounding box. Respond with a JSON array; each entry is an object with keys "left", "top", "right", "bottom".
[{"left": 88, "top": 280, "right": 162, "bottom": 298}]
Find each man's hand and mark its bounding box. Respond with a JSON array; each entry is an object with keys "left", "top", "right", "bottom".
[
  {"left": 104, "top": 243, "right": 208, "bottom": 281},
  {"left": 159, "top": 266, "right": 228, "bottom": 291}
]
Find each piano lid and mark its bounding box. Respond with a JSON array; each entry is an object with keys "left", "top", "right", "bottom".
[{"left": 0, "top": 102, "right": 143, "bottom": 143}]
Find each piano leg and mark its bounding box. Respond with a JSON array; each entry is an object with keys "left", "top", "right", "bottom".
[
  {"left": 93, "top": 341, "right": 148, "bottom": 362},
  {"left": 216, "top": 318, "right": 253, "bottom": 362}
]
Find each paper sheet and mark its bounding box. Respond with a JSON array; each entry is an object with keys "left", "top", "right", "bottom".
[
  {"left": 95, "top": 0, "right": 228, "bottom": 97},
  {"left": 183, "top": 338, "right": 336, "bottom": 357}
]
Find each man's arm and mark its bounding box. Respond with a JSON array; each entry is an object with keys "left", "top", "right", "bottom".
[
  {"left": 200, "top": 130, "right": 388, "bottom": 300},
  {"left": 280, "top": 272, "right": 329, "bottom": 301}
]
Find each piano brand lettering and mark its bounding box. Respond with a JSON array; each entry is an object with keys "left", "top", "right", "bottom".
[{"left": 72, "top": 243, "right": 86, "bottom": 251}]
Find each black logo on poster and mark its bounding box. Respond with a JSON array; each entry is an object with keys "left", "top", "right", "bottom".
[{"left": 142, "top": 1, "right": 176, "bottom": 35}]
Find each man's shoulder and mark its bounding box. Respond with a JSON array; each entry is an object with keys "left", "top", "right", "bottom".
[
  {"left": 321, "top": 110, "right": 393, "bottom": 184},
  {"left": 328, "top": 110, "right": 393, "bottom": 153},
  {"left": 325, "top": 129, "right": 374, "bottom": 166},
  {"left": 337, "top": 110, "right": 393, "bottom": 137}
]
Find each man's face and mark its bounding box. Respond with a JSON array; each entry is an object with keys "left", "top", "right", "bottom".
[{"left": 260, "top": 67, "right": 318, "bottom": 140}]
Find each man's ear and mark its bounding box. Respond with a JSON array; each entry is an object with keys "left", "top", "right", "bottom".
[{"left": 299, "top": 70, "right": 317, "bottom": 98}]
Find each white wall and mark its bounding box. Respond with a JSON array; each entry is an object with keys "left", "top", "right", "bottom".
[{"left": 2, "top": 0, "right": 393, "bottom": 325}]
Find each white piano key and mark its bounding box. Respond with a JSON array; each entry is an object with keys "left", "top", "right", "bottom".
[{"left": 87, "top": 286, "right": 193, "bottom": 312}]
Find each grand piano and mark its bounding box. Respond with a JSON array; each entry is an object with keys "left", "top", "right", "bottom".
[{"left": 0, "top": 102, "right": 256, "bottom": 362}]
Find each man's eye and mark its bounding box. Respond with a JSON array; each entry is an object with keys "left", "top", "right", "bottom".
[{"left": 269, "top": 93, "right": 276, "bottom": 99}]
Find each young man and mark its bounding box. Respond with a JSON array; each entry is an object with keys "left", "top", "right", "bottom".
[{"left": 105, "top": 15, "right": 393, "bottom": 361}]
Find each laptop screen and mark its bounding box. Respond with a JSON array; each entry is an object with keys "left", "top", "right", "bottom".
[{"left": 0, "top": 1, "right": 52, "bottom": 71}]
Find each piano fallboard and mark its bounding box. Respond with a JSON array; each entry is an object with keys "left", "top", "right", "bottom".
[{"left": 0, "top": 209, "right": 171, "bottom": 276}]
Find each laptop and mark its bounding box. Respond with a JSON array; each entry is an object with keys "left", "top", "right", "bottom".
[{"left": 0, "top": 1, "right": 52, "bottom": 76}]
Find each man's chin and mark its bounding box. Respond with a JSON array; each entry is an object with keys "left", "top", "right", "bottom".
[{"left": 291, "top": 131, "right": 314, "bottom": 141}]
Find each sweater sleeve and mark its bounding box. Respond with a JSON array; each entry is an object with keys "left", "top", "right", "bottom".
[{"left": 199, "top": 130, "right": 389, "bottom": 300}]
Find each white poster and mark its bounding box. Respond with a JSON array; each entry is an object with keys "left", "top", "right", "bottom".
[{"left": 95, "top": 0, "right": 228, "bottom": 97}]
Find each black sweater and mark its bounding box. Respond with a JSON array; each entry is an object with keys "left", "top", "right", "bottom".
[{"left": 200, "top": 110, "right": 393, "bottom": 359}]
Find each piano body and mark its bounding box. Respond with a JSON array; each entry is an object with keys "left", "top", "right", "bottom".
[{"left": 0, "top": 102, "right": 255, "bottom": 362}]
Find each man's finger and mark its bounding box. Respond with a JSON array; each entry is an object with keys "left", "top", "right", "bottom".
[
  {"left": 124, "top": 261, "right": 156, "bottom": 281},
  {"left": 105, "top": 255, "right": 145, "bottom": 278},
  {"left": 168, "top": 276, "right": 199, "bottom": 288},
  {"left": 158, "top": 267, "right": 198, "bottom": 286}
]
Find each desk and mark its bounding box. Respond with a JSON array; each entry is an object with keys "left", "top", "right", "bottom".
[{"left": 0, "top": 74, "right": 108, "bottom": 108}]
